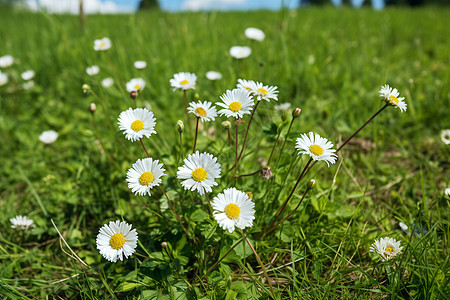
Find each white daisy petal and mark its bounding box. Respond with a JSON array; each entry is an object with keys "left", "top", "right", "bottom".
[
  {"left": 134, "top": 61, "right": 147, "bottom": 69},
  {"left": 170, "top": 72, "right": 197, "bottom": 91},
  {"left": 211, "top": 188, "right": 255, "bottom": 233},
  {"left": 369, "top": 237, "right": 403, "bottom": 262},
  {"left": 440, "top": 129, "right": 450, "bottom": 145},
  {"left": 96, "top": 220, "right": 138, "bottom": 263},
  {"left": 188, "top": 100, "right": 217, "bottom": 122},
  {"left": 295, "top": 132, "right": 337, "bottom": 166},
  {"left": 126, "top": 158, "right": 166, "bottom": 196},
  {"left": 10, "top": 215, "right": 35, "bottom": 230},
  {"left": 245, "top": 27, "right": 265, "bottom": 41},
  {"left": 93, "top": 37, "right": 111, "bottom": 51},
  {"left": 379, "top": 84, "right": 407, "bottom": 112},
  {"left": 126, "top": 78, "right": 146, "bottom": 92},
  {"left": 230, "top": 46, "right": 251, "bottom": 59},
  {"left": 39, "top": 130, "right": 59, "bottom": 144},
  {"left": 177, "top": 151, "right": 221, "bottom": 195},
  {"left": 217, "top": 88, "right": 254, "bottom": 119},
  {"left": 206, "top": 71, "right": 222, "bottom": 80},
  {"left": 86, "top": 65, "right": 100, "bottom": 76},
  {"left": 118, "top": 107, "right": 156, "bottom": 142}
]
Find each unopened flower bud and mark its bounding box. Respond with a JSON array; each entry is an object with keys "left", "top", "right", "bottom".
[
  {"left": 307, "top": 179, "right": 316, "bottom": 189},
  {"left": 177, "top": 120, "right": 184, "bottom": 133},
  {"left": 161, "top": 242, "right": 168, "bottom": 248},
  {"left": 260, "top": 166, "right": 273, "bottom": 180},
  {"left": 292, "top": 108, "right": 301, "bottom": 118},
  {"left": 222, "top": 121, "right": 231, "bottom": 129},
  {"left": 89, "top": 103, "right": 96, "bottom": 113},
  {"left": 130, "top": 91, "right": 138, "bottom": 99},
  {"left": 194, "top": 93, "right": 200, "bottom": 100},
  {"left": 82, "top": 84, "right": 90, "bottom": 93}
]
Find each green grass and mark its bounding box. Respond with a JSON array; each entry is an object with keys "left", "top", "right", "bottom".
[{"left": 1, "top": 5, "right": 449, "bottom": 299}]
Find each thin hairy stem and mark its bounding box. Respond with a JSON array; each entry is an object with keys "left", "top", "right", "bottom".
[
  {"left": 140, "top": 138, "right": 150, "bottom": 158},
  {"left": 159, "top": 185, "right": 189, "bottom": 238},
  {"left": 193, "top": 117, "right": 200, "bottom": 153},
  {"left": 274, "top": 116, "right": 295, "bottom": 169},
  {"left": 236, "top": 100, "right": 260, "bottom": 166},
  {"left": 204, "top": 188, "right": 213, "bottom": 215},
  {"left": 267, "top": 123, "right": 284, "bottom": 166},
  {"left": 206, "top": 238, "right": 244, "bottom": 274}
]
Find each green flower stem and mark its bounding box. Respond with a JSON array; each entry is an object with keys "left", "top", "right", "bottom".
[
  {"left": 241, "top": 229, "right": 276, "bottom": 299},
  {"left": 267, "top": 122, "right": 284, "bottom": 166},
  {"left": 159, "top": 185, "right": 189, "bottom": 239},
  {"left": 274, "top": 116, "right": 295, "bottom": 169},
  {"left": 104, "top": 52, "right": 127, "bottom": 101},
  {"left": 236, "top": 100, "right": 260, "bottom": 167},
  {"left": 203, "top": 188, "right": 213, "bottom": 215},
  {"left": 91, "top": 113, "right": 120, "bottom": 170},
  {"left": 140, "top": 138, "right": 150, "bottom": 158},
  {"left": 234, "top": 120, "right": 239, "bottom": 187},
  {"left": 206, "top": 237, "right": 244, "bottom": 274},
  {"left": 192, "top": 117, "right": 200, "bottom": 153}
]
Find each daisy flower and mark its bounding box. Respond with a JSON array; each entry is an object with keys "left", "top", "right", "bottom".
[
  {"left": 170, "top": 72, "right": 197, "bottom": 91},
  {"left": 101, "top": 77, "right": 114, "bottom": 88},
  {"left": 21, "top": 70, "right": 35, "bottom": 81},
  {"left": 445, "top": 188, "right": 450, "bottom": 196},
  {"left": 252, "top": 81, "right": 278, "bottom": 102},
  {"left": 39, "top": 130, "right": 59, "bottom": 144},
  {"left": 126, "top": 78, "right": 146, "bottom": 92},
  {"left": 295, "top": 132, "right": 337, "bottom": 166},
  {"left": 441, "top": 129, "right": 450, "bottom": 145},
  {"left": 230, "top": 46, "right": 251, "bottom": 59},
  {"left": 237, "top": 78, "right": 257, "bottom": 92},
  {"left": 86, "top": 65, "right": 100, "bottom": 76},
  {"left": 96, "top": 220, "right": 138, "bottom": 263},
  {"left": 118, "top": 108, "right": 156, "bottom": 142},
  {"left": 134, "top": 60, "right": 147, "bottom": 69},
  {"left": 206, "top": 71, "right": 222, "bottom": 80},
  {"left": 0, "top": 71, "right": 8, "bottom": 86},
  {"left": 10, "top": 215, "right": 35, "bottom": 230},
  {"left": 274, "top": 103, "right": 291, "bottom": 111},
  {"left": 379, "top": 84, "right": 407, "bottom": 112},
  {"left": 93, "top": 37, "right": 111, "bottom": 51},
  {"left": 188, "top": 100, "right": 217, "bottom": 122},
  {"left": 212, "top": 188, "right": 255, "bottom": 233},
  {"left": 217, "top": 89, "right": 254, "bottom": 119},
  {"left": 126, "top": 158, "right": 166, "bottom": 196},
  {"left": 369, "top": 237, "right": 403, "bottom": 262},
  {"left": 177, "top": 151, "right": 221, "bottom": 195},
  {"left": 245, "top": 27, "right": 265, "bottom": 41},
  {"left": 23, "top": 81, "right": 35, "bottom": 90},
  {"left": 0, "top": 55, "right": 13, "bottom": 68}
]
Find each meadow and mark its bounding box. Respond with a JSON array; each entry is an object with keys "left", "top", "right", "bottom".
[{"left": 0, "top": 5, "right": 449, "bottom": 299}]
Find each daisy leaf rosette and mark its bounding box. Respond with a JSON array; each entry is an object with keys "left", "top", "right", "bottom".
[
  {"left": 217, "top": 88, "right": 254, "bottom": 119},
  {"left": 295, "top": 132, "right": 337, "bottom": 166},
  {"left": 118, "top": 108, "right": 156, "bottom": 142},
  {"left": 212, "top": 188, "right": 255, "bottom": 233},
  {"left": 96, "top": 220, "right": 138, "bottom": 263},
  {"left": 379, "top": 84, "right": 407, "bottom": 112},
  {"left": 369, "top": 237, "right": 403, "bottom": 262},
  {"left": 188, "top": 100, "right": 218, "bottom": 122},
  {"left": 170, "top": 72, "right": 197, "bottom": 91},
  {"left": 126, "top": 158, "right": 166, "bottom": 196},
  {"left": 177, "top": 151, "right": 221, "bottom": 195}
]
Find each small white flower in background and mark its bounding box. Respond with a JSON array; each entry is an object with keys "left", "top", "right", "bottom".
[
  {"left": 170, "top": 72, "right": 197, "bottom": 91},
  {"left": 126, "top": 158, "right": 166, "bottom": 196},
  {"left": 86, "top": 65, "right": 100, "bottom": 76},
  {"left": 93, "top": 37, "right": 111, "bottom": 51},
  {"left": 206, "top": 71, "right": 222, "bottom": 81},
  {"left": 252, "top": 81, "right": 278, "bottom": 102},
  {"left": 0, "top": 55, "right": 14, "bottom": 68},
  {"left": 134, "top": 61, "right": 147, "bottom": 69},
  {"left": 21, "top": 70, "right": 35, "bottom": 81},
  {"left": 275, "top": 103, "right": 291, "bottom": 111},
  {"left": 212, "top": 188, "right": 255, "bottom": 233},
  {"left": 23, "top": 81, "right": 35, "bottom": 90},
  {"left": 440, "top": 129, "right": 450, "bottom": 145},
  {"left": 245, "top": 27, "right": 265, "bottom": 41},
  {"left": 379, "top": 84, "right": 407, "bottom": 112},
  {"left": 217, "top": 88, "right": 254, "bottom": 119},
  {"left": 188, "top": 100, "right": 217, "bottom": 122},
  {"left": 237, "top": 78, "right": 257, "bottom": 93},
  {"left": 369, "top": 237, "right": 403, "bottom": 262},
  {"left": 399, "top": 222, "right": 409, "bottom": 234},
  {"left": 230, "top": 46, "right": 251, "bottom": 59},
  {"left": 296, "top": 132, "right": 337, "bottom": 166},
  {"left": 0, "top": 71, "right": 8, "bottom": 86},
  {"left": 177, "top": 151, "right": 221, "bottom": 195},
  {"left": 10, "top": 216, "right": 35, "bottom": 230},
  {"left": 118, "top": 107, "right": 156, "bottom": 142},
  {"left": 126, "top": 78, "right": 146, "bottom": 92},
  {"left": 101, "top": 77, "right": 114, "bottom": 88},
  {"left": 39, "top": 130, "right": 59, "bottom": 144},
  {"left": 445, "top": 188, "right": 450, "bottom": 196},
  {"left": 96, "top": 220, "right": 138, "bottom": 263}
]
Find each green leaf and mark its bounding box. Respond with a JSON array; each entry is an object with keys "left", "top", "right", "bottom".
[{"left": 190, "top": 208, "right": 209, "bottom": 222}]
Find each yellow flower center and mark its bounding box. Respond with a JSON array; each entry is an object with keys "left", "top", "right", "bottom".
[
  {"left": 224, "top": 203, "right": 241, "bottom": 220},
  {"left": 385, "top": 246, "right": 393, "bottom": 253},
  {"left": 131, "top": 120, "right": 144, "bottom": 132},
  {"left": 195, "top": 107, "right": 207, "bottom": 117},
  {"left": 244, "top": 86, "right": 251, "bottom": 91},
  {"left": 110, "top": 233, "right": 125, "bottom": 249},
  {"left": 180, "top": 80, "right": 189, "bottom": 85},
  {"left": 100, "top": 42, "right": 105, "bottom": 47},
  {"left": 258, "top": 88, "right": 269, "bottom": 94},
  {"left": 229, "top": 102, "right": 241, "bottom": 113},
  {"left": 246, "top": 192, "right": 253, "bottom": 199},
  {"left": 309, "top": 144, "right": 324, "bottom": 156},
  {"left": 192, "top": 168, "right": 208, "bottom": 182},
  {"left": 139, "top": 172, "right": 155, "bottom": 185},
  {"left": 389, "top": 95, "right": 399, "bottom": 105},
  {"left": 134, "top": 84, "right": 140, "bottom": 90}
]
